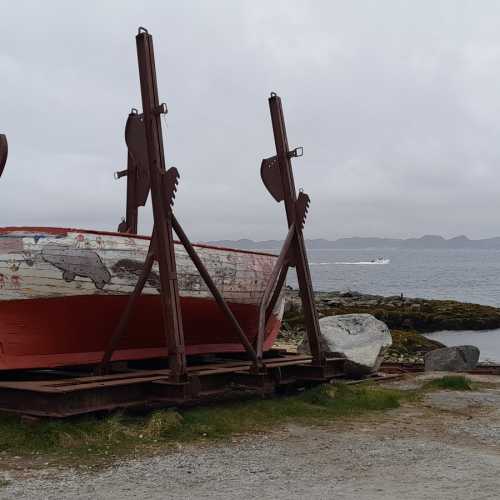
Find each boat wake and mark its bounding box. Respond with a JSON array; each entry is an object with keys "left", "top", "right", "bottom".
[{"left": 311, "top": 258, "right": 390, "bottom": 266}]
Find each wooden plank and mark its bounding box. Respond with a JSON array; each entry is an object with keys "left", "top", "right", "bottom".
[{"left": 0, "top": 229, "right": 280, "bottom": 306}]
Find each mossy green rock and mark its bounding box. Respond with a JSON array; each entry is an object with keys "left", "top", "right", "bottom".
[{"left": 285, "top": 290, "right": 500, "bottom": 332}]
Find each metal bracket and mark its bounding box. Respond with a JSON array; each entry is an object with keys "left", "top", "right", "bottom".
[
  {"left": 154, "top": 103, "right": 168, "bottom": 115},
  {"left": 0, "top": 134, "right": 7, "bottom": 179},
  {"left": 288, "top": 147, "right": 303, "bottom": 158},
  {"left": 114, "top": 169, "right": 128, "bottom": 180}
]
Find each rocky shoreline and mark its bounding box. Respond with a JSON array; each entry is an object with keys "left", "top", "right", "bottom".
[{"left": 280, "top": 289, "right": 500, "bottom": 363}]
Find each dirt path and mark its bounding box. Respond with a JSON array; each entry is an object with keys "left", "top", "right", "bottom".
[{"left": 2, "top": 374, "right": 500, "bottom": 500}]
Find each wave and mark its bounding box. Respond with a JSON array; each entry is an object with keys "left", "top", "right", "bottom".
[{"left": 310, "top": 259, "right": 390, "bottom": 266}]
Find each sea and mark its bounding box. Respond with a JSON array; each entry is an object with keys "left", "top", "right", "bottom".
[{"left": 286, "top": 248, "right": 500, "bottom": 362}]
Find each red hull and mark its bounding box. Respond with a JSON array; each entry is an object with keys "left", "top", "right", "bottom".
[{"left": 0, "top": 295, "right": 281, "bottom": 370}]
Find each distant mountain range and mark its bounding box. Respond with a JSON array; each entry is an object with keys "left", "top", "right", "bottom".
[{"left": 206, "top": 235, "right": 500, "bottom": 250}]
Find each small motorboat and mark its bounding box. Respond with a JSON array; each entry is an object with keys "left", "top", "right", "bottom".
[{"left": 370, "top": 257, "right": 390, "bottom": 265}]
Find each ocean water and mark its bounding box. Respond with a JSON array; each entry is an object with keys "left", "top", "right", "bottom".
[
  {"left": 286, "top": 248, "right": 500, "bottom": 362},
  {"left": 287, "top": 248, "right": 500, "bottom": 307},
  {"left": 425, "top": 330, "right": 500, "bottom": 363}
]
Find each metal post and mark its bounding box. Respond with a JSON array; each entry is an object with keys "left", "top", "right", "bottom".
[
  {"left": 125, "top": 153, "right": 139, "bottom": 234},
  {"left": 116, "top": 152, "right": 139, "bottom": 234},
  {"left": 266, "top": 93, "right": 323, "bottom": 364},
  {"left": 135, "top": 28, "right": 186, "bottom": 379},
  {"left": 97, "top": 245, "right": 155, "bottom": 374}
]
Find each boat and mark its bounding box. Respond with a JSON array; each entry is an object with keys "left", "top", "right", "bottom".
[
  {"left": 0, "top": 31, "right": 291, "bottom": 373},
  {"left": 0, "top": 226, "right": 284, "bottom": 370},
  {"left": 370, "top": 257, "right": 390, "bottom": 265},
  {"left": 0, "top": 29, "right": 335, "bottom": 417}
]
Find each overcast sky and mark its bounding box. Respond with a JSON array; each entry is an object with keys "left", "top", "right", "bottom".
[{"left": 2, "top": 1, "right": 500, "bottom": 241}]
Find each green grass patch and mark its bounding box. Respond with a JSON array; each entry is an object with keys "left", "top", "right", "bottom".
[
  {"left": 423, "top": 375, "right": 473, "bottom": 391},
  {"left": 0, "top": 384, "right": 404, "bottom": 463},
  {"left": 172, "top": 384, "right": 402, "bottom": 440}
]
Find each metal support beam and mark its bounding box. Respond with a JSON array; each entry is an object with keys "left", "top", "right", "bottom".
[
  {"left": 265, "top": 263, "right": 289, "bottom": 322},
  {"left": 262, "top": 93, "right": 323, "bottom": 365},
  {"left": 101, "top": 28, "right": 266, "bottom": 376},
  {"left": 256, "top": 223, "right": 295, "bottom": 358},
  {"left": 171, "top": 215, "right": 261, "bottom": 368},
  {"left": 96, "top": 240, "right": 155, "bottom": 374},
  {"left": 135, "top": 27, "right": 186, "bottom": 379}
]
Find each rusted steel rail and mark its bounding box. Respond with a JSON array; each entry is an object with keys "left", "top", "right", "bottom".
[{"left": 0, "top": 352, "right": 345, "bottom": 418}]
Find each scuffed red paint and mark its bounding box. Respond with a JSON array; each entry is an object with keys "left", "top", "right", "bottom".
[{"left": 0, "top": 294, "right": 281, "bottom": 370}]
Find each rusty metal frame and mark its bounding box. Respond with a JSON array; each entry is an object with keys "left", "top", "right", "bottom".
[
  {"left": 256, "top": 92, "right": 323, "bottom": 365},
  {"left": 0, "top": 33, "right": 350, "bottom": 418},
  {"left": 0, "top": 351, "right": 347, "bottom": 418},
  {"left": 98, "top": 28, "right": 260, "bottom": 377},
  {"left": 99, "top": 28, "right": 187, "bottom": 378}
]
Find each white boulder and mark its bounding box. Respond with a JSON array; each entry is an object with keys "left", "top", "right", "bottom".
[{"left": 299, "top": 313, "right": 392, "bottom": 375}]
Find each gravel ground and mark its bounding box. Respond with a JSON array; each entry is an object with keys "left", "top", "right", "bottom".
[{"left": 1, "top": 373, "right": 500, "bottom": 500}]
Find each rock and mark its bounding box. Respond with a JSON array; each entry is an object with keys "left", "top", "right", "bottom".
[
  {"left": 402, "top": 318, "right": 414, "bottom": 329},
  {"left": 424, "top": 345, "right": 480, "bottom": 372},
  {"left": 299, "top": 314, "right": 392, "bottom": 376},
  {"left": 284, "top": 296, "right": 302, "bottom": 314},
  {"left": 325, "top": 300, "right": 342, "bottom": 307},
  {"left": 340, "top": 291, "right": 363, "bottom": 298}
]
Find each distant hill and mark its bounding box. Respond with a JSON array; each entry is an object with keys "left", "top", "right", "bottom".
[{"left": 205, "top": 235, "right": 500, "bottom": 250}]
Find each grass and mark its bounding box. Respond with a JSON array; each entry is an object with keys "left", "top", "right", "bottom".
[
  {"left": 423, "top": 375, "right": 473, "bottom": 391},
  {"left": 0, "top": 377, "right": 479, "bottom": 466},
  {"left": 387, "top": 330, "right": 444, "bottom": 359},
  {"left": 0, "top": 384, "right": 403, "bottom": 463}
]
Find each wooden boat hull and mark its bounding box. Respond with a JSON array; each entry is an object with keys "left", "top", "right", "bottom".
[{"left": 0, "top": 228, "right": 283, "bottom": 370}]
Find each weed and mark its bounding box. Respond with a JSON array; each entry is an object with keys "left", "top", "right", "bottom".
[
  {"left": 423, "top": 375, "right": 473, "bottom": 391},
  {"left": 0, "top": 383, "right": 405, "bottom": 463}
]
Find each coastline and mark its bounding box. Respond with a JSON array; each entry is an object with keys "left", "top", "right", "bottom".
[{"left": 280, "top": 289, "right": 500, "bottom": 362}]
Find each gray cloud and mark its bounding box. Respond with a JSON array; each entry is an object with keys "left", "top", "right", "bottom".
[{"left": 2, "top": 1, "right": 500, "bottom": 241}]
